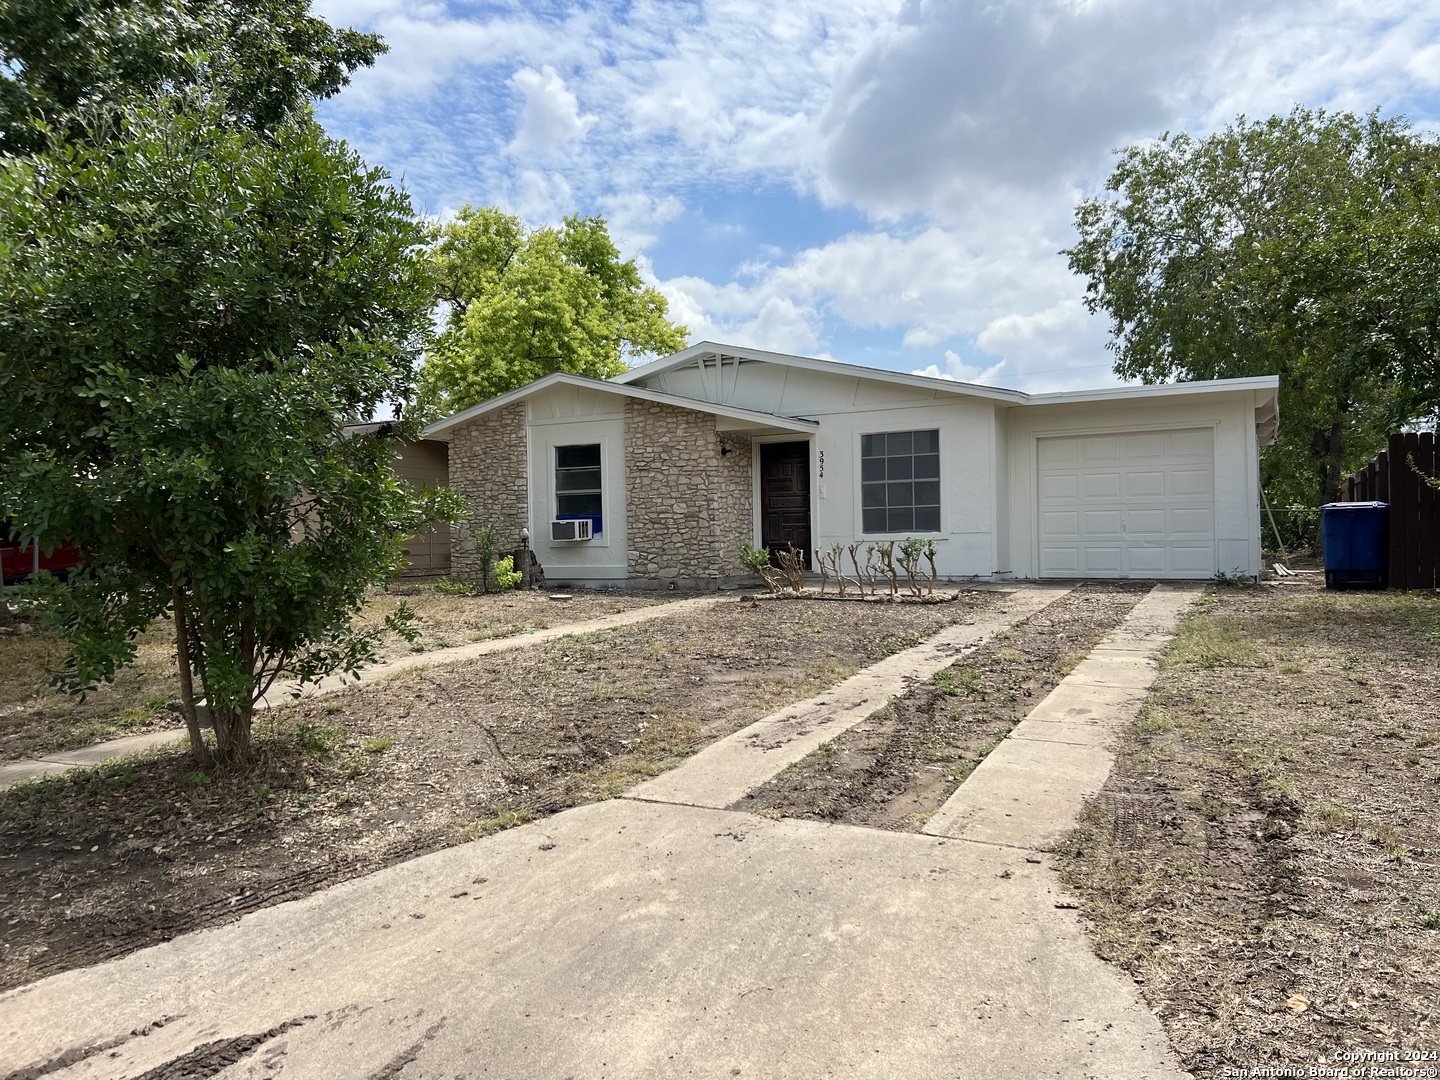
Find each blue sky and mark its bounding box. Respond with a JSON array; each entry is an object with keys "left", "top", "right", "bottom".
[{"left": 314, "top": 0, "right": 1440, "bottom": 393}]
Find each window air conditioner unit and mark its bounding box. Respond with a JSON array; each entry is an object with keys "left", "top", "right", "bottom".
[{"left": 551, "top": 518, "right": 593, "bottom": 542}]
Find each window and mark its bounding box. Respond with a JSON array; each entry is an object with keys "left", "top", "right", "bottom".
[
  {"left": 861, "top": 429, "right": 940, "bottom": 533},
  {"left": 556, "top": 444, "right": 602, "bottom": 533}
]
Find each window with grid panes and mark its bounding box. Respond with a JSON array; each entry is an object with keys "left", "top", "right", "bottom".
[
  {"left": 555, "top": 444, "right": 602, "bottom": 533},
  {"left": 860, "top": 429, "right": 940, "bottom": 533}
]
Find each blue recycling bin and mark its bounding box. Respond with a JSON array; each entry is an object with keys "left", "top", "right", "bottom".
[{"left": 1320, "top": 502, "right": 1388, "bottom": 590}]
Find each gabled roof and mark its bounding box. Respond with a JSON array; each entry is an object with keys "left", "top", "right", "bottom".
[
  {"left": 421, "top": 371, "right": 819, "bottom": 441},
  {"left": 617, "top": 341, "right": 1279, "bottom": 442},
  {"left": 616, "top": 341, "right": 1030, "bottom": 404}
]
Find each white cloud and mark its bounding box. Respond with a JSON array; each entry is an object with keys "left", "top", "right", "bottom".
[
  {"left": 507, "top": 65, "right": 597, "bottom": 162},
  {"left": 913, "top": 350, "right": 1007, "bottom": 385},
  {"left": 818, "top": 0, "right": 1240, "bottom": 215},
  {"left": 313, "top": 0, "right": 1440, "bottom": 394}
]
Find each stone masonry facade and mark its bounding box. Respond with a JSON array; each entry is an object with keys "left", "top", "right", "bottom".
[
  {"left": 447, "top": 402, "right": 528, "bottom": 581},
  {"left": 624, "top": 398, "right": 753, "bottom": 584}
]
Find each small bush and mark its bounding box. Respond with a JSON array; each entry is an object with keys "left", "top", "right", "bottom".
[{"left": 493, "top": 555, "right": 522, "bottom": 590}]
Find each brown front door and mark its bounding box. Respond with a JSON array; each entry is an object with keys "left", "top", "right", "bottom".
[{"left": 760, "top": 442, "right": 812, "bottom": 568}]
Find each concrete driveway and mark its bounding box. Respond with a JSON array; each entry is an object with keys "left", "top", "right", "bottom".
[
  {"left": 2, "top": 799, "right": 1182, "bottom": 1079},
  {"left": 1, "top": 585, "right": 1196, "bottom": 1079}
]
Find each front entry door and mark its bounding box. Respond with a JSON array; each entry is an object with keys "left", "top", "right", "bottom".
[{"left": 760, "top": 442, "right": 812, "bottom": 569}]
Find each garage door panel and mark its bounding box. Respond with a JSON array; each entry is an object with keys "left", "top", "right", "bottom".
[
  {"left": 1172, "top": 469, "right": 1213, "bottom": 496},
  {"left": 1041, "top": 547, "right": 1081, "bottom": 573},
  {"left": 1126, "top": 472, "right": 1166, "bottom": 497},
  {"left": 1171, "top": 507, "right": 1213, "bottom": 535},
  {"left": 1128, "top": 547, "right": 1167, "bottom": 573},
  {"left": 1083, "top": 473, "right": 1122, "bottom": 498},
  {"left": 1172, "top": 546, "right": 1217, "bottom": 573},
  {"left": 1038, "top": 438, "right": 1079, "bottom": 465},
  {"left": 1083, "top": 437, "right": 1122, "bottom": 462},
  {"left": 1125, "top": 434, "right": 1165, "bottom": 458},
  {"left": 1040, "top": 510, "right": 1079, "bottom": 537},
  {"left": 1126, "top": 508, "right": 1168, "bottom": 536},
  {"left": 1039, "top": 474, "right": 1079, "bottom": 500},
  {"left": 1169, "top": 431, "right": 1213, "bottom": 459},
  {"left": 1083, "top": 509, "right": 1124, "bottom": 535},
  {"left": 1037, "top": 428, "right": 1215, "bottom": 579},
  {"left": 1082, "top": 547, "right": 1123, "bottom": 572}
]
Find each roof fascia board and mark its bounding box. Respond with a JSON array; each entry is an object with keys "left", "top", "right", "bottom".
[
  {"left": 422, "top": 371, "right": 817, "bottom": 440},
  {"left": 1021, "top": 375, "right": 1280, "bottom": 407}
]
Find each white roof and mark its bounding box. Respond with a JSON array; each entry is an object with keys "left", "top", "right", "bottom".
[
  {"left": 421, "top": 370, "right": 819, "bottom": 441},
  {"left": 619, "top": 340, "right": 1279, "bottom": 409}
]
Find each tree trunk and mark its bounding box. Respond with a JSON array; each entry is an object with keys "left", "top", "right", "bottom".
[
  {"left": 171, "top": 586, "right": 212, "bottom": 767},
  {"left": 210, "top": 706, "right": 255, "bottom": 766}
]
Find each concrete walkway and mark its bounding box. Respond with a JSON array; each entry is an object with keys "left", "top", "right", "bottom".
[
  {"left": 0, "top": 595, "right": 727, "bottom": 791},
  {"left": 0, "top": 583, "right": 1202, "bottom": 1079}
]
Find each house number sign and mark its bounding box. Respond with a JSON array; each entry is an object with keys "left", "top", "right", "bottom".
[{"left": 818, "top": 450, "right": 825, "bottom": 478}]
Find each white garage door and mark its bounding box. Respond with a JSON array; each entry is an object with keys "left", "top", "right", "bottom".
[{"left": 1037, "top": 429, "right": 1216, "bottom": 579}]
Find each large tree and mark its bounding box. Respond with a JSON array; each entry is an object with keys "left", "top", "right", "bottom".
[
  {"left": 0, "top": 101, "right": 457, "bottom": 765},
  {"left": 0, "top": 0, "right": 383, "bottom": 151},
  {"left": 419, "top": 205, "right": 689, "bottom": 414},
  {"left": 1066, "top": 108, "right": 1440, "bottom": 506}
]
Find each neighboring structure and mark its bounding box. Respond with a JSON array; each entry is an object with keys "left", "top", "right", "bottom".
[
  {"left": 422, "top": 343, "right": 1279, "bottom": 588},
  {"left": 346, "top": 424, "right": 452, "bottom": 575}
]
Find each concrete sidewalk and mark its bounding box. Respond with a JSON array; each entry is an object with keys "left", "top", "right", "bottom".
[
  {"left": 0, "top": 583, "right": 1201, "bottom": 1078},
  {"left": 0, "top": 594, "right": 727, "bottom": 791}
]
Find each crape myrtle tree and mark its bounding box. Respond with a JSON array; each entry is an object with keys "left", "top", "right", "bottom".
[
  {"left": 1066, "top": 108, "right": 1440, "bottom": 507},
  {"left": 0, "top": 100, "right": 459, "bottom": 766},
  {"left": 418, "top": 205, "right": 689, "bottom": 414}
]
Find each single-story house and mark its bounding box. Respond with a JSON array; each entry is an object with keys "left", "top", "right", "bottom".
[
  {"left": 421, "top": 342, "right": 1279, "bottom": 588},
  {"left": 346, "top": 423, "right": 453, "bottom": 575}
]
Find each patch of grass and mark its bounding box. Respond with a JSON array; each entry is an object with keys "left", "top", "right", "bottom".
[
  {"left": 932, "top": 666, "right": 986, "bottom": 697},
  {"left": 1165, "top": 616, "right": 1262, "bottom": 669},
  {"left": 456, "top": 809, "right": 534, "bottom": 841},
  {"left": 1133, "top": 709, "right": 1173, "bottom": 734},
  {"left": 422, "top": 578, "right": 475, "bottom": 596},
  {"left": 294, "top": 723, "right": 342, "bottom": 758},
  {"left": 1370, "top": 825, "right": 1412, "bottom": 863},
  {"left": 361, "top": 735, "right": 394, "bottom": 754},
  {"left": 181, "top": 770, "right": 211, "bottom": 791},
  {"left": 1417, "top": 731, "right": 1439, "bottom": 748},
  {"left": 1417, "top": 905, "right": 1440, "bottom": 931},
  {"left": 1185, "top": 794, "right": 1228, "bottom": 820}
]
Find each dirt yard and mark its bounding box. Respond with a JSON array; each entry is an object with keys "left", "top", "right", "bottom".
[
  {"left": 0, "top": 591, "right": 995, "bottom": 991},
  {"left": 736, "top": 583, "right": 1149, "bottom": 827},
  {"left": 1055, "top": 579, "right": 1440, "bottom": 1074},
  {"left": 0, "top": 586, "right": 676, "bottom": 763}
]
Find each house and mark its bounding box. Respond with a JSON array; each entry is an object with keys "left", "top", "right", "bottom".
[
  {"left": 421, "top": 342, "right": 1279, "bottom": 587},
  {"left": 345, "top": 423, "right": 452, "bottom": 575}
]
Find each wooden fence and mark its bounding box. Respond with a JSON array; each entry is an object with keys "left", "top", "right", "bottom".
[{"left": 1343, "top": 432, "right": 1439, "bottom": 590}]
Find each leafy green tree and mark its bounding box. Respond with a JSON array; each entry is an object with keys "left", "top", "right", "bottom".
[
  {"left": 419, "top": 205, "right": 689, "bottom": 413},
  {"left": 0, "top": 101, "right": 458, "bottom": 765},
  {"left": 0, "top": 0, "right": 383, "bottom": 151},
  {"left": 1066, "top": 108, "right": 1440, "bottom": 506}
]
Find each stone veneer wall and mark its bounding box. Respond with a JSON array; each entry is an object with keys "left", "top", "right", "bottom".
[
  {"left": 625, "top": 398, "right": 753, "bottom": 584},
  {"left": 447, "top": 402, "right": 528, "bottom": 580}
]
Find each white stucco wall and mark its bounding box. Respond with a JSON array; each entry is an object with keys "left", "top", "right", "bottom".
[
  {"left": 1001, "top": 393, "right": 1263, "bottom": 579},
  {"left": 526, "top": 383, "right": 628, "bottom": 581}
]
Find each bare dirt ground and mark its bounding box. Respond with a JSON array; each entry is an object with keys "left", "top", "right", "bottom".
[
  {"left": 1054, "top": 578, "right": 1440, "bottom": 1075},
  {"left": 0, "top": 586, "right": 677, "bottom": 763},
  {"left": 735, "top": 583, "right": 1150, "bottom": 828},
  {"left": 0, "top": 591, "right": 995, "bottom": 991}
]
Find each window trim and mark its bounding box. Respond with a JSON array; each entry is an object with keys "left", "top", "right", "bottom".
[
  {"left": 859, "top": 428, "right": 942, "bottom": 536},
  {"left": 554, "top": 442, "right": 603, "bottom": 536}
]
